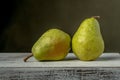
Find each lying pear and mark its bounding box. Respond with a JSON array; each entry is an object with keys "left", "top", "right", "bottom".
[
  {"left": 72, "top": 16, "right": 104, "bottom": 61},
  {"left": 24, "top": 28, "right": 71, "bottom": 62}
]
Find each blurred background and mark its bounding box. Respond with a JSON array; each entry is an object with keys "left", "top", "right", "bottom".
[{"left": 0, "top": 0, "right": 120, "bottom": 52}]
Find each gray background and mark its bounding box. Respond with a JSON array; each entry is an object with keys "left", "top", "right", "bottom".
[{"left": 1, "top": 0, "right": 120, "bottom": 52}]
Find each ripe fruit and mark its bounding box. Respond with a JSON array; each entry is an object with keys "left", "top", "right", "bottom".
[
  {"left": 24, "top": 28, "right": 71, "bottom": 62},
  {"left": 72, "top": 16, "right": 104, "bottom": 61}
]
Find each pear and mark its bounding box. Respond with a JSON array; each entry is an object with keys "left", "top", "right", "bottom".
[
  {"left": 72, "top": 16, "right": 104, "bottom": 61},
  {"left": 24, "top": 28, "right": 71, "bottom": 62}
]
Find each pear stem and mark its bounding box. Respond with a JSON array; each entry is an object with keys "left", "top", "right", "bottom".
[
  {"left": 92, "top": 16, "right": 100, "bottom": 19},
  {"left": 23, "top": 53, "right": 33, "bottom": 62}
]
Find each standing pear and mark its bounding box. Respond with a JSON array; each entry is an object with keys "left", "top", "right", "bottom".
[{"left": 72, "top": 16, "right": 104, "bottom": 61}]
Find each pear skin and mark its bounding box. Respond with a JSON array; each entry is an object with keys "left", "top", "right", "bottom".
[
  {"left": 24, "top": 28, "right": 71, "bottom": 61},
  {"left": 72, "top": 16, "right": 104, "bottom": 61}
]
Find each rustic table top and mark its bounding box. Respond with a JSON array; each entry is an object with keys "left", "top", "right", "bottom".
[{"left": 0, "top": 53, "right": 120, "bottom": 68}]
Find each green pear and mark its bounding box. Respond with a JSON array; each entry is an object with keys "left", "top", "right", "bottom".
[
  {"left": 72, "top": 16, "right": 104, "bottom": 61},
  {"left": 24, "top": 28, "right": 71, "bottom": 62}
]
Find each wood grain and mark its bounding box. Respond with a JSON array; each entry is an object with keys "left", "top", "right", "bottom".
[
  {"left": 0, "top": 67, "right": 120, "bottom": 80},
  {"left": 0, "top": 53, "right": 120, "bottom": 80}
]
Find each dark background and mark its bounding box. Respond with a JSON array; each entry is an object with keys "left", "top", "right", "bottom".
[{"left": 0, "top": 0, "right": 120, "bottom": 52}]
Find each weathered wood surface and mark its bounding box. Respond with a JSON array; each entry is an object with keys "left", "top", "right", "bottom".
[
  {"left": 0, "top": 53, "right": 120, "bottom": 67},
  {"left": 0, "top": 53, "right": 120, "bottom": 80},
  {"left": 0, "top": 67, "right": 120, "bottom": 80}
]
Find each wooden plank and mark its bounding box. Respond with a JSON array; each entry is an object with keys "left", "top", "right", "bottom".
[
  {"left": 0, "top": 53, "right": 120, "bottom": 67},
  {"left": 0, "top": 67, "right": 120, "bottom": 80},
  {"left": 0, "top": 53, "right": 120, "bottom": 80}
]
